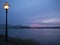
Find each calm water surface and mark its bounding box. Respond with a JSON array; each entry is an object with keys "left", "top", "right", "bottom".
[{"left": 0, "top": 29, "right": 60, "bottom": 45}]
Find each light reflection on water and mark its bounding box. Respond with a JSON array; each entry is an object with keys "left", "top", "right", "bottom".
[{"left": 0, "top": 29, "right": 60, "bottom": 45}]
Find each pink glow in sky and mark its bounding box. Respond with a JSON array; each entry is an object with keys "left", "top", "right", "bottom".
[{"left": 30, "top": 24, "right": 46, "bottom": 27}]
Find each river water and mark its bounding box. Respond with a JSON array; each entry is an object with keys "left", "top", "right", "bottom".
[{"left": 0, "top": 29, "right": 60, "bottom": 45}]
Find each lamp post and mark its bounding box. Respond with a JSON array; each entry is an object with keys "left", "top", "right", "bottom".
[{"left": 4, "top": 2, "right": 9, "bottom": 45}]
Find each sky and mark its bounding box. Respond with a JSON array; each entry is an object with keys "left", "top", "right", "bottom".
[{"left": 0, "top": 0, "right": 60, "bottom": 27}]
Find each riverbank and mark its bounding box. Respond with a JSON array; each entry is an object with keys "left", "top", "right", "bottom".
[{"left": 0, "top": 34, "right": 40, "bottom": 45}]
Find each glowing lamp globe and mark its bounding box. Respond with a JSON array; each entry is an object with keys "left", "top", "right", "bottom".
[{"left": 4, "top": 2, "right": 9, "bottom": 10}]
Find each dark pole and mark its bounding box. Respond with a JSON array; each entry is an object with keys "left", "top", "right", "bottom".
[{"left": 5, "top": 9, "right": 8, "bottom": 45}]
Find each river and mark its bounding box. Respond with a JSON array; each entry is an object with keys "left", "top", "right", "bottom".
[{"left": 0, "top": 29, "right": 60, "bottom": 45}]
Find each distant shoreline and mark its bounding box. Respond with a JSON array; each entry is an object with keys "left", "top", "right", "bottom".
[
  {"left": 0, "top": 27, "right": 60, "bottom": 29},
  {"left": 0, "top": 24, "right": 60, "bottom": 29}
]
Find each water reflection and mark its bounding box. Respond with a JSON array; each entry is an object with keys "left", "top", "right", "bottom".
[{"left": 0, "top": 29, "right": 60, "bottom": 45}]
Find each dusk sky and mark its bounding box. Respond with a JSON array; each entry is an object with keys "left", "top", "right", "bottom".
[{"left": 0, "top": 0, "right": 60, "bottom": 27}]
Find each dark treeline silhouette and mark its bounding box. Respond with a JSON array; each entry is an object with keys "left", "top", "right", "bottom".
[{"left": 0, "top": 24, "right": 60, "bottom": 29}]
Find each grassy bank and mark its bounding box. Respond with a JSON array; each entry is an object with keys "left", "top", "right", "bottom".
[
  {"left": 0, "top": 34, "right": 40, "bottom": 45},
  {"left": 0, "top": 34, "right": 59, "bottom": 45}
]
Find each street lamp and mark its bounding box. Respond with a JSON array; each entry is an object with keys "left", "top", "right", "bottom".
[{"left": 4, "top": 2, "right": 10, "bottom": 45}]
